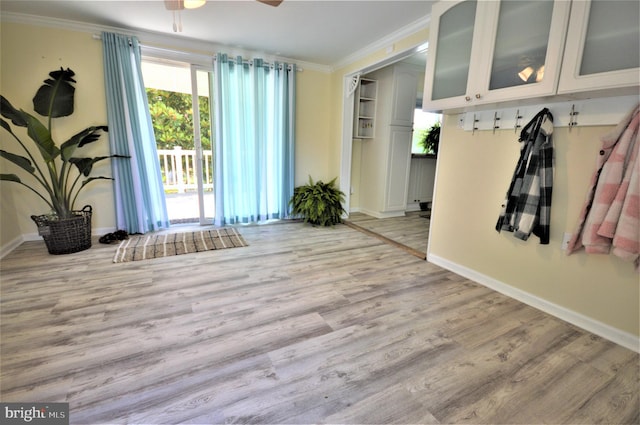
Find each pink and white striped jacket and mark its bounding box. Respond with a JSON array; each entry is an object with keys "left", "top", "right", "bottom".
[{"left": 566, "top": 105, "right": 639, "bottom": 271}]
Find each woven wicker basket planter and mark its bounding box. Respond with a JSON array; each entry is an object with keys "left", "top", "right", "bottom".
[{"left": 31, "top": 205, "right": 92, "bottom": 255}]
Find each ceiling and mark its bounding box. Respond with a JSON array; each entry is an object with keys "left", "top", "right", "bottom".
[{"left": 0, "top": 0, "right": 433, "bottom": 67}]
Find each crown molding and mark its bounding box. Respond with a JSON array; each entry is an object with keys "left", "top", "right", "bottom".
[
  {"left": 330, "top": 14, "right": 430, "bottom": 72},
  {"left": 1, "top": 12, "right": 332, "bottom": 73}
]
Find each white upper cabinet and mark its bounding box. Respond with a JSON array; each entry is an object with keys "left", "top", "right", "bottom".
[
  {"left": 424, "top": 0, "right": 571, "bottom": 112},
  {"left": 557, "top": 0, "right": 640, "bottom": 95},
  {"left": 424, "top": 0, "right": 480, "bottom": 110},
  {"left": 390, "top": 65, "right": 419, "bottom": 127}
]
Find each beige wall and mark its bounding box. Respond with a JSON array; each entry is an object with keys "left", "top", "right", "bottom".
[
  {"left": 0, "top": 23, "right": 114, "bottom": 244},
  {"left": 294, "top": 69, "right": 333, "bottom": 185},
  {"left": 0, "top": 22, "right": 333, "bottom": 249},
  {"left": 429, "top": 114, "right": 639, "bottom": 337}
]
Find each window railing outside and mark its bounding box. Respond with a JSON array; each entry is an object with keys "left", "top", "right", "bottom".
[{"left": 157, "top": 147, "right": 213, "bottom": 193}]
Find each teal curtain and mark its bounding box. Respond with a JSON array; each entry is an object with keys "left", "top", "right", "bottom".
[
  {"left": 214, "top": 53, "right": 295, "bottom": 225},
  {"left": 102, "top": 32, "right": 169, "bottom": 234}
]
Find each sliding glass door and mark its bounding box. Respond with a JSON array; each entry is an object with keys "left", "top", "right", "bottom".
[{"left": 142, "top": 60, "right": 214, "bottom": 225}]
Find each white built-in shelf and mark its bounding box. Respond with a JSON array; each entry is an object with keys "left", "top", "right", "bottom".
[{"left": 354, "top": 78, "right": 378, "bottom": 139}]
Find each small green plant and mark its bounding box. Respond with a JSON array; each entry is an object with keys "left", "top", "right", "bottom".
[
  {"left": 418, "top": 122, "right": 441, "bottom": 155},
  {"left": 290, "top": 176, "right": 345, "bottom": 226}
]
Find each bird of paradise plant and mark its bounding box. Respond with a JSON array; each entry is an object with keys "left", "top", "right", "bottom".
[{"left": 0, "top": 67, "right": 126, "bottom": 219}]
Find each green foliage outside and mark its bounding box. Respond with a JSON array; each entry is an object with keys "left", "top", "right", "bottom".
[
  {"left": 418, "top": 122, "right": 440, "bottom": 155},
  {"left": 146, "top": 89, "right": 212, "bottom": 150},
  {"left": 412, "top": 128, "right": 428, "bottom": 152}
]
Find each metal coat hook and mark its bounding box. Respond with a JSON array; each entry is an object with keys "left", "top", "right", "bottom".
[
  {"left": 568, "top": 104, "right": 579, "bottom": 131},
  {"left": 472, "top": 114, "right": 479, "bottom": 135},
  {"left": 514, "top": 109, "right": 522, "bottom": 133},
  {"left": 492, "top": 111, "right": 501, "bottom": 134}
]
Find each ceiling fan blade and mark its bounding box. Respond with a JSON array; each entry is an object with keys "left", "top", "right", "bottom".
[{"left": 257, "top": 0, "right": 283, "bottom": 6}]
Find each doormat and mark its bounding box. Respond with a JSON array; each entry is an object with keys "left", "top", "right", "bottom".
[{"left": 113, "top": 228, "right": 247, "bottom": 263}]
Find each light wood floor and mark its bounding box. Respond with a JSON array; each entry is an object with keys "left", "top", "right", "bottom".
[
  {"left": 1, "top": 220, "right": 638, "bottom": 424},
  {"left": 345, "top": 211, "right": 430, "bottom": 258}
]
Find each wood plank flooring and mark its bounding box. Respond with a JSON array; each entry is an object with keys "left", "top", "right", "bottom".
[
  {"left": 345, "top": 211, "right": 429, "bottom": 257},
  {"left": 1, "top": 220, "right": 638, "bottom": 424}
]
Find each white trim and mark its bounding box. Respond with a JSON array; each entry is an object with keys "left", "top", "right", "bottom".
[
  {"left": 339, "top": 74, "right": 355, "bottom": 214},
  {"left": 358, "top": 208, "right": 406, "bottom": 219},
  {"left": 348, "top": 207, "right": 361, "bottom": 214},
  {"left": 426, "top": 253, "right": 640, "bottom": 353},
  {"left": 0, "top": 235, "right": 24, "bottom": 260},
  {"left": 1, "top": 226, "right": 118, "bottom": 258},
  {"left": 339, "top": 40, "right": 428, "bottom": 217},
  {"left": 21, "top": 232, "right": 42, "bottom": 242},
  {"left": 140, "top": 44, "right": 214, "bottom": 68},
  {"left": 1, "top": 11, "right": 331, "bottom": 73},
  {"left": 331, "top": 15, "right": 430, "bottom": 71}
]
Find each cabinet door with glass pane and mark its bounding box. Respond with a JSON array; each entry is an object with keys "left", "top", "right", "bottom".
[
  {"left": 423, "top": 0, "right": 571, "bottom": 112},
  {"left": 557, "top": 0, "right": 640, "bottom": 95},
  {"left": 423, "top": 0, "right": 484, "bottom": 111},
  {"left": 477, "top": 0, "right": 571, "bottom": 104}
]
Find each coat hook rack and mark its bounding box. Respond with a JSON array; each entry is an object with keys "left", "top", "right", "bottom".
[
  {"left": 514, "top": 109, "right": 523, "bottom": 133},
  {"left": 568, "top": 104, "right": 579, "bottom": 131},
  {"left": 492, "top": 111, "right": 501, "bottom": 134},
  {"left": 472, "top": 114, "right": 479, "bottom": 135}
]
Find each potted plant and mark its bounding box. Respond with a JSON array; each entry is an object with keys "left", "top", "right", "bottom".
[
  {"left": 290, "top": 176, "right": 345, "bottom": 226},
  {"left": 0, "top": 67, "right": 124, "bottom": 254},
  {"left": 418, "top": 122, "right": 441, "bottom": 156}
]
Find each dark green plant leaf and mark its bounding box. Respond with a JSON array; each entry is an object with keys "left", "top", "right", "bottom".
[
  {"left": 0, "top": 96, "right": 28, "bottom": 127},
  {"left": 23, "top": 112, "right": 59, "bottom": 162},
  {"left": 0, "top": 173, "right": 22, "bottom": 183},
  {"left": 80, "top": 176, "right": 114, "bottom": 187},
  {"left": 69, "top": 154, "right": 128, "bottom": 176},
  {"left": 60, "top": 126, "right": 109, "bottom": 161},
  {"left": 419, "top": 122, "right": 440, "bottom": 155},
  {"left": 33, "top": 67, "right": 76, "bottom": 118},
  {"left": 68, "top": 157, "right": 95, "bottom": 176},
  {"left": 290, "top": 175, "right": 345, "bottom": 226},
  {"left": 0, "top": 118, "right": 12, "bottom": 134},
  {"left": 0, "top": 150, "right": 35, "bottom": 174}
]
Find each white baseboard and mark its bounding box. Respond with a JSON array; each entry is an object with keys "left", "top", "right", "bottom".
[
  {"left": 1, "top": 227, "right": 117, "bottom": 259},
  {"left": 359, "top": 208, "right": 406, "bottom": 219},
  {"left": 427, "top": 253, "right": 640, "bottom": 353},
  {"left": 22, "top": 232, "right": 42, "bottom": 242},
  {"left": 0, "top": 235, "right": 25, "bottom": 259}
]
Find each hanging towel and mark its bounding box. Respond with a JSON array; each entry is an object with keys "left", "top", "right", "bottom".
[
  {"left": 566, "top": 104, "right": 639, "bottom": 271},
  {"left": 496, "top": 108, "right": 554, "bottom": 244}
]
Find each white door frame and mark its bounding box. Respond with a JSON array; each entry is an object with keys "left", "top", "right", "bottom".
[
  {"left": 190, "top": 64, "right": 209, "bottom": 225},
  {"left": 338, "top": 42, "right": 429, "bottom": 216}
]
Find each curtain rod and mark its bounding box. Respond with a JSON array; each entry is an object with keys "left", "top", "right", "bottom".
[
  {"left": 92, "top": 33, "right": 303, "bottom": 72},
  {"left": 214, "top": 56, "right": 302, "bottom": 72}
]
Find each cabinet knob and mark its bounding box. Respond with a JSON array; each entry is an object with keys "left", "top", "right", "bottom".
[
  {"left": 465, "top": 96, "right": 471, "bottom": 102},
  {"left": 475, "top": 93, "right": 481, "bottom": 99}
]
